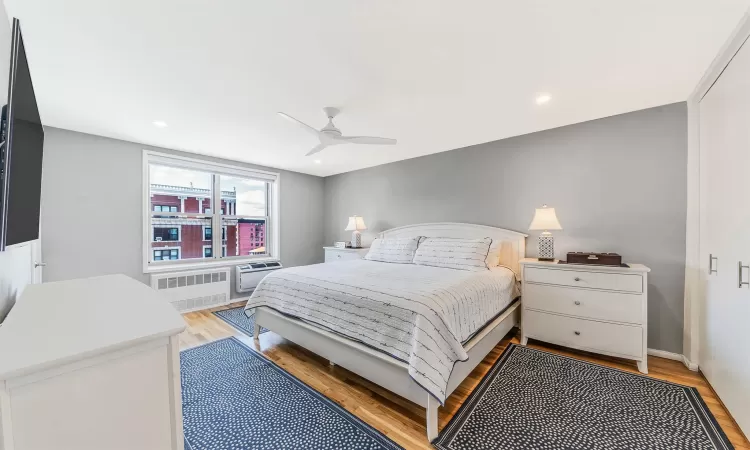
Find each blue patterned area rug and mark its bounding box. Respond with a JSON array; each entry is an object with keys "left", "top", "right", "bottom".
[
  {"left": 213, "top": 306, "right": 268, "bottom": 337},
  {"left": 181, "top": 337, "right": 403, "bottom": 450},
  {"left": 434, "top": 344, "right": 733, "bottom": 450}
]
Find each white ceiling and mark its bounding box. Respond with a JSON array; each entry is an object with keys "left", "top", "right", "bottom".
[{"left": 5, "top": 1, "right": 749, "bottom": 176}]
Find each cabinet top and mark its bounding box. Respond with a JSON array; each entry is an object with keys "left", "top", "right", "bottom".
[
  {"left": 520, "top": 257, "right": 650, "bottom": 273},
  {"left": 0, "top": 274, "right": 186, "bottom": 380},
  {"left": 324, "top": 246, "right": 369, "bottom": 251}
]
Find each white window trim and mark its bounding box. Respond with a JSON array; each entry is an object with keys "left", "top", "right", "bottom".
[
  {"left": 152, "top": 246, "right": 181, "bottom": 261},
  {"left": 143, "top": 150, "right": 281, "bottom": 273},
  {"left": 151, "top": 225, "right": 181, "bottom": 243}
]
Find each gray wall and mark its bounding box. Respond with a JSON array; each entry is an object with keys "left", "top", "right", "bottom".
[
  {"left": 324, "top": 103, "right": 688, "bottom": 353},
  {"left": 41, "top": 127, "right": 325, "bottom": 297}
]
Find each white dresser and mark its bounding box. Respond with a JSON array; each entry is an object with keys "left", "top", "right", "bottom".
[
  {"left": 0, "top": 274, "right": 186, "bottom": 450},
  {"left": 519, "top": 258, "right": 650, "bottom": 373},
  {"left": 324, "top": 246, "right": 369, "bottom": 262}
]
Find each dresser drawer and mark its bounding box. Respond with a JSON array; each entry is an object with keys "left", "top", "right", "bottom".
[
  {"left": 524, "top": 267, "right": 642, "bottom": 293},
  {"left": 524, "top": 283, "right": 643, "bottom": 324},
  {"left": 524, "top": 310, "right": 643, "bottom": 358},
  {"left": 324, "top": 249, "right": 363, "bottom": 262}
]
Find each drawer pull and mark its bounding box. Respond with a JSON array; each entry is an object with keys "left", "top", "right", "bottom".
[
  {"left": 574, "top": 277, "right": 581, "bottom": 282},
  {"left": 574, "top": 301, "right": 581, "bottom": 306},
  {"left": 574, "top": 331, "right": 581, "bottom": 336}
]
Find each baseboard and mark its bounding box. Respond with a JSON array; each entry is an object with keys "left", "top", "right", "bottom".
[
  {"left": 682, "top": 355, "right": 700, "bottom": 372},
  {"left": 647, "top": 348, "right": 699, "bottom": 372}
]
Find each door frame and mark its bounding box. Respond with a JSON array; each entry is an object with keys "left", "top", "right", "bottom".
[{"left": 684, "top": 8, "right": 750, "bottom": 371}]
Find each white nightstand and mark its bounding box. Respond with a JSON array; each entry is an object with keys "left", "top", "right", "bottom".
[
  {"left": 519, "top": 258, "right": 651, "bottom": 373},
  {"left": 324, "top": 246, "right": 369, "bottom": 262}
]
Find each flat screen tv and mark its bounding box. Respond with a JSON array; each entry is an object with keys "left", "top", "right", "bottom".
[{"left": 0, "top": 19, "right": 44, "bottom": 251}]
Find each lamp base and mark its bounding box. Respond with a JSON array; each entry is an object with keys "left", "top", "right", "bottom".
[
  {"left": 351, "top": 231, "right": 362, "bottom": 248},
  {"left": 538, "top": 234, "right": 555, "bottom": 260}
]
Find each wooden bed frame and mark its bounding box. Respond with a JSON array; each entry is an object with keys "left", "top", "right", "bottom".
[{"left": 252, "top": 223, "right": 527, "bottom": 441}]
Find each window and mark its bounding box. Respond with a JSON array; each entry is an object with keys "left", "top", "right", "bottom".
[
  {"left": 154, "top": 248, "right": 180, "bottom": 261},
  {"left": 144, "top": 151, "right": 279, "bottom": 271},
  {"left": 203, "top": 245, "right": 227, "bottom": 258},
  {"left": 154, "top": 205, "right": 178, "bottom": 213},
  {"left": 153, "top": 227, "right": 179, "bottom": 242},
  {"left": 202, "top": 226, "right": 226, "bottom": 241}
]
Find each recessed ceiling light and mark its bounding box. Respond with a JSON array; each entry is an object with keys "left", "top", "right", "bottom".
[
  {"left": 314, "top": 159, "right": 322, "bottom": 164},
  {"left": 152, "top": 120, "right": 168, "bottom": 128},
  {"left": 535, "top": 94, "right": 551, "bottom": 105}
]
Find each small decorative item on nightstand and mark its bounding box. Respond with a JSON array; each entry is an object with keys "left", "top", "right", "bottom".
[
  {"left": 528, "top": 205, "right": 562, "bottom": 261},
  {"left": 345, "top": 215, "right": 367, "bottom": 248}
]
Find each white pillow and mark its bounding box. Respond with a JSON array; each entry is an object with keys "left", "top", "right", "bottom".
[
  {"left": 364, "top": 237, "right": 421, "bottom": 264},
  {"left": 413, "top": 237, "right": 492, "bottom": 272}
]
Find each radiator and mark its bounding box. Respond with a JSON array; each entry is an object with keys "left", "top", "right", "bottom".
[{"left": 150, "top": 268, "right": 231, "bottom": 313}]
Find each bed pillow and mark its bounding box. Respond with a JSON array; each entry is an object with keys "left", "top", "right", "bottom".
[
  {"left": 413, "top": 237, "right": 492, "bottom": 272},
  {"left": 364, "top": 237, "right": 421, "bottom": 264}
]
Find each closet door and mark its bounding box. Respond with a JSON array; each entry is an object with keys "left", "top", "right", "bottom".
[{"left": 699, "top": 38, "right": 750, "bottom": 434}]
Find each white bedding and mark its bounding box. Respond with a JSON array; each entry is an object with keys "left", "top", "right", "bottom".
[{"left": 244, "top": 259, "right": 518, "bottom": 404}]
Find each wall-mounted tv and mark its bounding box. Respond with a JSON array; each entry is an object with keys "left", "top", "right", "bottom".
[{"left": 0, "top": 19, "right": 44, "bottom": 251}]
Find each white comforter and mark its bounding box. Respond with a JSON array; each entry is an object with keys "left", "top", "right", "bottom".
[{"left": 244, "top": 259, "right": 518, "bottom": 404}]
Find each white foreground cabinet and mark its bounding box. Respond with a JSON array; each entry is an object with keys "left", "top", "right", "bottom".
[{"left": 0, "top": 274, "right": 186, "bottom": 450}]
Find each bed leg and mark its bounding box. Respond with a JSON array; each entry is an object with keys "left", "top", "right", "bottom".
[
  {"left": 253, "top": 323, "right": 261, "bottom": 341},
  {"left": 426, "top": 395, "right": 439, "bottom": 442}
]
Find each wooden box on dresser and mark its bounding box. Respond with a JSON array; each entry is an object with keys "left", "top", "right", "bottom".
[
  {"left": 519, "top": 258, "right": 651, "bottom": 373},
  {"left": 323, "top": 246, "right": 369, "bottom": 262},
  {"left": 0, "top": 274, "right": 186, "bottom": 450}
]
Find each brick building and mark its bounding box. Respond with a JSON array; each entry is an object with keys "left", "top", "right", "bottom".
[{"left": 150, "top": 184, "right": 265, "bottom": 261}]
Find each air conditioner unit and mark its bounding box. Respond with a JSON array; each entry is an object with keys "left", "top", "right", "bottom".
[{"left": 236, "top": 262, "right": 282, "bottom": 293}]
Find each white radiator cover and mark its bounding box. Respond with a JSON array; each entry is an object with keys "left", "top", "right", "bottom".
[{"left": 150, "top": 268, "right": 231, "bottom": 313}]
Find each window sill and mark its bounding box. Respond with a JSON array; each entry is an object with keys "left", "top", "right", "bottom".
[{"left": 143, "top": 256, "right": 280, "bottom": 274}]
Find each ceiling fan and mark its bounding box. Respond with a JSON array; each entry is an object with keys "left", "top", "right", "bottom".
[{"left": 277, "top": 107, "right": 397, "bottom": 156}]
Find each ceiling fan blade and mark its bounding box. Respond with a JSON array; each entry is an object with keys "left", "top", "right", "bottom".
[
  {"left": 277, "top": 112, "right": 320, "bottom": 136},
  {"left": 338, "top": 136, "right": 397, "bottom": 145},
  {"left": 305, "top": 143, "right": 328, "bottom": 156}
]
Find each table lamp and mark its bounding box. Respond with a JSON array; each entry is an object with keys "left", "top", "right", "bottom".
[
  {"left": 345, "top": 215, "right": 367, "bottom": 248},
  {"left": 528, "top": 205, "right": 562, "bottom": 261}
]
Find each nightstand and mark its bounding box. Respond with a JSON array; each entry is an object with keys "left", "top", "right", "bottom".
[
  {"left": 519, "top": 258, "right": 651, "bottom": 373},
  {"left": 323, "top": 246, "right": 369, "bottom": 262}
]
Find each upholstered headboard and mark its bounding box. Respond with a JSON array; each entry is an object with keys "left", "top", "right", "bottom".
[{"left": 379, "top": 222, "right": 527, "bottom": 276}]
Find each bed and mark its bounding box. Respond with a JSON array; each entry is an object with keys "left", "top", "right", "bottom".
[{"left": 244, "top": 223, "right": 526, "bottom": 441}]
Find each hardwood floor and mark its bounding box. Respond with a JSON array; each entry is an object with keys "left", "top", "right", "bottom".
[{"left": 180, "top": 302, "right": 750, "bottom": 450}]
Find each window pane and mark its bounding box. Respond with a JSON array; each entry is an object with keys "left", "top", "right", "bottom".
[
  {"left": 220, "top": 175, "right": 267, "bottom": 216},
  {"left": 204, "top": 227, "right": 212, "bottom": 240},
  {"left": 149, "top": 164, "right": 212, "bottom": 214},
  {"left": 226, "top": 218, "right": 267, "bottom": 257},
  {"left": 150, "top": 216, "right": 211, "bottom": 262}
]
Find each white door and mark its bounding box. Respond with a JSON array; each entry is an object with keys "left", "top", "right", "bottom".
[{"left": 699, "top": 38, "right": 750, "bottom": 434}]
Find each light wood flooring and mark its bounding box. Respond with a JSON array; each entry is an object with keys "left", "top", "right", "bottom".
[{"left": 180, "top": 302, "right": 750, "bottom": 450}]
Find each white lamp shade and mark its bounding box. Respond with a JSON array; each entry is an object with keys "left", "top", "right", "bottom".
[
  {"left": 528, "top": 207, "right": 562, "bottom": 231},
  {"left": 345, "top": 215, "right": 367, "bottom": 231}
]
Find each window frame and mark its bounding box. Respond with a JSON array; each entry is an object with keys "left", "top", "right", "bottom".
[{"left": 143, "top": 150, "right": 280, "bottom": 273}]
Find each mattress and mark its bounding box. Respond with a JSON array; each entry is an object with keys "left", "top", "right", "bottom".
[{"left": 244, "top": 259, "right": 518, "bottom": 404}]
